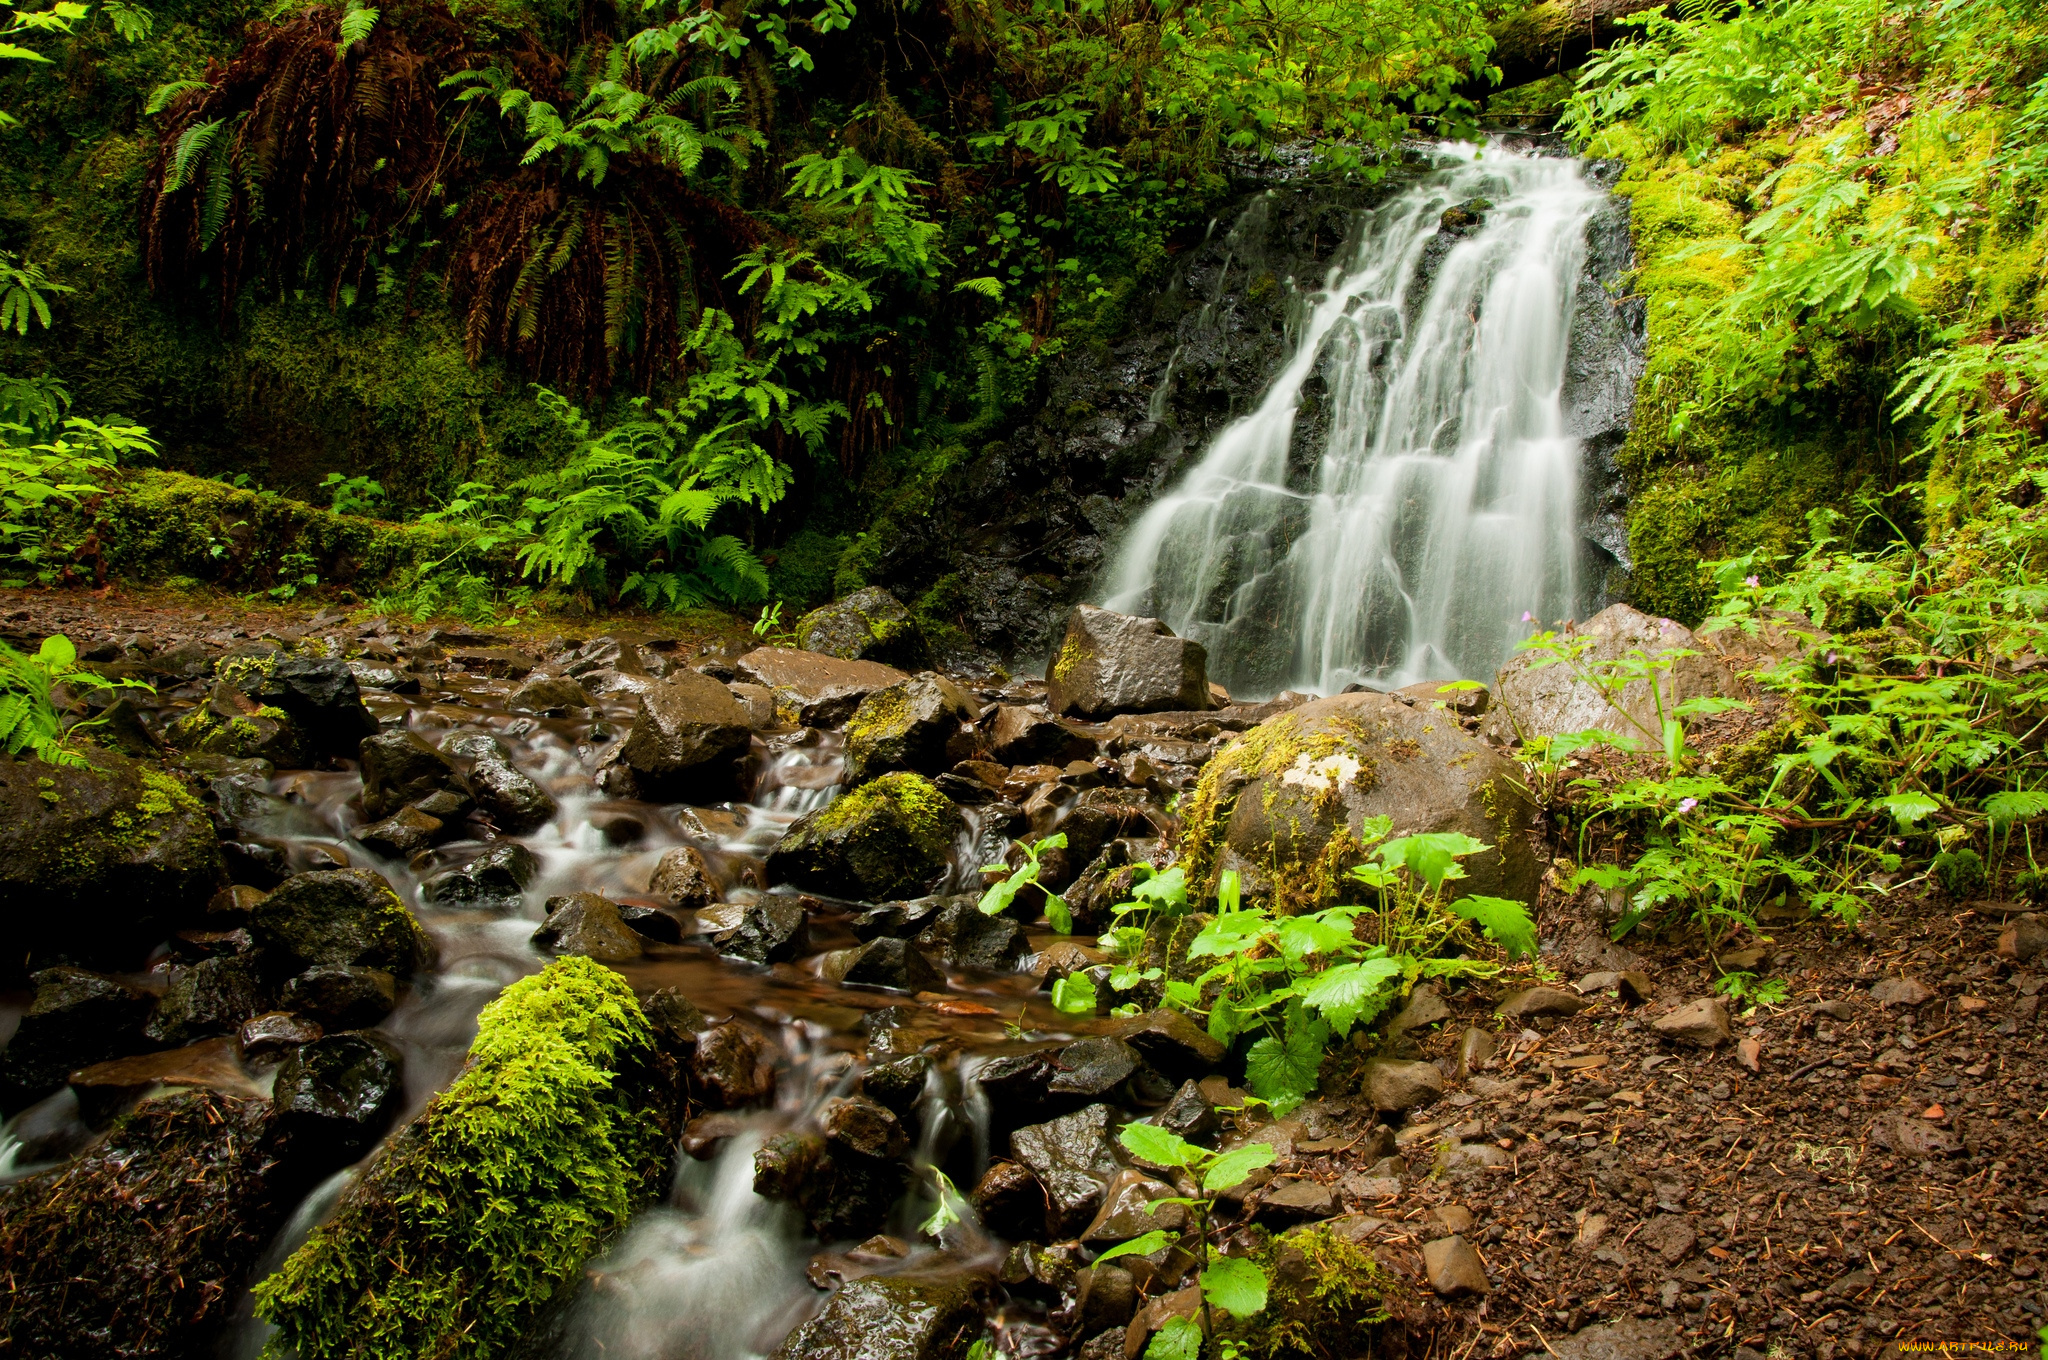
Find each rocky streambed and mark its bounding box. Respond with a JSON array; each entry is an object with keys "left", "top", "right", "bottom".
[{"left": 1, "top": 588, "right": 2044, "bottom": 1360}]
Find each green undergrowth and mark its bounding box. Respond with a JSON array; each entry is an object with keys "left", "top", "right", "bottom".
[{"left": 252, "top": 956, "right": 680, "bottom": 1360}]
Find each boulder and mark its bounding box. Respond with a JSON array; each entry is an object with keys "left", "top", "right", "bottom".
[
  {"left": 533, "top": 892, "right": 646, "bottom": 962},
  {"left": 439, "top": 733, "right": 557, "bottom": 834},
  {"left": 988, "top": 705, "right": 1100, "bottom": 765},
  {"left": 1652, "top": 998, "right": 1731, "bottom": 1048},
  {"left": 1011, "top": 1103, "right": 1123, "bottom": 1236},
  {"left": 165, "top": 683, "right": 311, "bottom": 765},
  {"left": 1481, "top": 604, "right": 1741, "bottom": 745},
  {"left": 736, "top": 647, "right": 912, "bottom": 727},
  {"left": 281, "top": 964, "right": 399, "bottom": 1029},
  {"left": 716, "top": 898, "right": 811, "bottom": 964},
  {"left": 648, "top": 844, "right": 717, "bottom": 908},
  {"left": 771, "top": 1271, "right": 990, "bottom": 1360},
  {"left": 507, "top": 672, "right": 592, "bottom": 714},
  {"left": 0, "top": 967, "right": 158, "bottom": 1113},
  {"left": 766, "top": 773, "right": 965, "bottom": 901},
  {"left": 972, "top": 1160, "right": 1050, "bottom": 1242},
  {"left": 834, "top": 937, "right": 947, "bottom": 992},
  {"left": 1363, "top": 1059, "right": 1446, "bottom": 1114},
  {"left": 222, "top": 654, "right": 379, "bottom": 758},
  {"left": 1045, "top": 605, "right": 1211, "bottom": 719},
  {"left": 251, "top": 869, "right": 435, "bottom": 977},
  {"left": 1177, "top": 691, "right": 1539, "bottom": 908},
  {"left": 272, "top": 1031, "right": 405, "bottom": 1159},
  {"left": 419, "top": 841, "right": 540, "bottom": 911},
  {"left": 239, "top": 1011, "right": 323, "bottom": 1061},
  {"left": 610, "top": 670, "right": 756, "bottom": 802},
  {"left": 1110, "top": 1008, "right": 1227, "bottom": 1079},
  {"left": 844, "top": 673, "right": 980, "bottom": 785},
  {"left": 692, "top": 1020, "right": 776, "bottom": 1108},
  {"left": 358, "top": 731, "right": 461, "bottom": 821},
  {"left": 915, "top": 898, "right": 1031, "bottom": 971},
  {"left": 0, "top": 751, "right": 227, "bottom": 978},
  {"left": 354, "top": 805, "right": 448, "bottom": 859},
  {"left": 145, "top": 954, "right": 269, "bottom": 1046},
  {"left": 796, "top": 587, "right": 931, "bottom": 669}
]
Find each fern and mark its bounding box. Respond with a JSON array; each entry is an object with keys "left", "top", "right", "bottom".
[
  {"left": 164, "top": 116, "right": 225, "bottom": 192},
  {"left": 0, "top": 634, "right": 153, "bottom": 766},
  {"left": 145, "top": 78, "right": 206, "bottom": 115},
  {"left": 335, "top": 0, "right": 377, "bottom": 56}
]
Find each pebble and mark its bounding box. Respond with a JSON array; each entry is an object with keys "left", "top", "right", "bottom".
[
  {"left": 1496, "top": 986, "right": 1588, "bottom": 1019},
  {"left": 1421, "top": 1235, "right": 1491, "bottom": 1296},
  {"left": 1997, "top": 918, "right": 2047, "bottom": 963},
  {"left": 1363, "top": 1058, "right": 1445, "bottom": 1113},
  {"left": 1871, "top": 975, "right": 1935, "bottom": 1007},
  {"left": 1432, "top": 1204, "right": 1474, "bottom": 1234},
  {"left": 1652, "top": 998, "right": 1732, "bottom": 1048}
]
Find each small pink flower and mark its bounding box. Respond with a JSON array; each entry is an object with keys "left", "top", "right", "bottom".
[
  {"left": 1744, "top": 575, "right": 1760, "bottom": 589},
  {"left": 1677, "top": 798, "right": 1698, "bottom": 813},
  {"left": 1521, "top": 611, "right": 1535, "bottom": 623}
]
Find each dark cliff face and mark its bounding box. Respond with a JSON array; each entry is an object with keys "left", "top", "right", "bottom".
[{"left": 882, "top": 142, "right": 1644, "bottom": 671}]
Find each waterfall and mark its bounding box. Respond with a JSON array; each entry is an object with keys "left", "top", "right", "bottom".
[{"left": 1103, "top": 142, "right": 1609, "bottom": 697}]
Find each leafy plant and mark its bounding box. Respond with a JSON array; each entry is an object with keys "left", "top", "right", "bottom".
[
  {"left": 0, "top": 252, "right": 71, "bottom": 335},
  {"left": 1098, "top": 1120, "right": 1278, "bottom": 1357},
  {"left": 1, "top": 415, "right": 156, "bottom": 585},
  {"left": 266, "top": 551, "right": 320, "bottom": 601},
  {"left": 320, "top": 472, "right": 385, "bottom": 517},
  {"left": 1, "top": 634, "right": 153, "bottom": 766},
  {"left": 1713, "top": 971, "right": 1790, "bottom": 1008},
  {"left": 979, "top": 832, "right": 1072, "bottom": 934}
]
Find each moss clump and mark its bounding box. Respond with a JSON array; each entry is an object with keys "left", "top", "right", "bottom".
[
  {"left": 767, "top": 772, "right": 965, "bottom": 900},
  {"left": 1176, "top": 711, "right": 1376, "bottom": 895},
  {"left": 1218, "top": 1223, "right": 1405, "bottom": 1358},
  {"left": 252, "top": 957, "right": 682, "bottom": 1360},
  {"left": 1051, "top": 634, "right": 1088, "bottom": 684},
  {"left": 843, "top": 684, "right": 914, "bottom": 750}
]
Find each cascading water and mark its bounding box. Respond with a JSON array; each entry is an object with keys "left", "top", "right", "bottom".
[{"left": 1104, "top": 142, "right": 1610, "bottom": 697}]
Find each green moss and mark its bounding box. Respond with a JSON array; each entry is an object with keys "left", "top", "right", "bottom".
[
  {"left": 253, "top": 957, "right": 679, "bottom": 1360},
  {"left": 1175, "top": 712, "right": 1376, "bottom": 895},
  {"left": 1051, "top": 635, "right": 1088, "bottom": 684},
  {"left": 844, "top": 685, "right": 913, "bottom": 749},
  {"left": 1219, "top": 1222, "right": 1402, "bottom": 1358}
]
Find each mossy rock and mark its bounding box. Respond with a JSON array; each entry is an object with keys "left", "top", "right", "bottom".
[
  {"left": 249, "top": 869, "right": 436, "bottom": 979},
  {"left": 1217, "top": 1220, "right": 1422, "bottom": 1358},
  {"left": 765, "top": 772, "right": 966, "bottom": 902},
  {"left": 1177, "top": 692, "right": 1538, "bottom": 911},
  {"left": 842, "top": 673, "right": 979, "bottom": 784},
  {"left": 796, "top": 587, "right": 931, "bottom": 669},
  {"left": 253, "top": 957, "right": 685, "bottom": 1360},
  {"left": 0, "top": 751, "right": 226, "bottom": 981}
]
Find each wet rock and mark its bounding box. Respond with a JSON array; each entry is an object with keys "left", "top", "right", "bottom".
[
  {"left": 1481, "top": 604, "right": 1742, "bottom": 745},
  {"left": 1999, "top": 917, "right": 2048, "bottom": 964},
  {"left": 0, "top": 751, "right": 227, "bottom": 978},
  {"left": 1082, "top": 1168, "right": 1185, "bottom": 1242},
  {"left": 1421, "top": 1234, "right": 1491, "bottom": 1295},
  {"left": 1456, "top": 1027, "right": 1497, "bottom": 1077},
  {"left": 205, "top": 883, "right": 268, "bottom": 925},
  {"left": 1050, "top": 1036, "right": 1146, "bottom": 1097},
  {"left": 1157, "top": 1079, "right": 1220, "bottom": 1143},
  {"left": 618, "top": 904, "right": 684, "bottom": 943},
  {"left": 273, "top": 1031, "right": 405, "bottom": 1158},
  {"left": 771, "top": 1270, "right": 990, "bottom": 1360},
  {"left": 753, "top": 1127, "right": 907, "bottom": 1241},
  {"left": 972, "top": 1159, "right": 1049, "bottom": 1241},
  {"left": 1258, "top": 1179, "right": 1339, "bottom": 1225},
  {"left": 648, "top": 844, "right": 717, "bottom": 909},
  {"left": 989, "top": 704, "right": 1101, "bottom": 765},
  {"left": 766, "top": 772, "right": 965, "bottom": 901},
  {"left": 1638, "top": 1213, "right": 1698, "bottom": 1264},
  {"left": 1077, "top": 1262, "right": 1139, "bottom": 1335},
  {"left": 252, "top": 868, "right": 435, "bottom": 977},
  {"left": 419, "top": 841, "right": 540, "bottom": 911},
  {"left": 692, "top": 1021, "right": 777, "bottom": 1108},
  {"left": 1652, "top": 998, "right": 1731, "bottom": 1047},
  {"left": 844, "top": 673, "right": 980, "bottom": 784},
  {"left": 281, "top": 964, "right": 398, "bottom": 1029},
  {"left": 853, "top": 896, "right": 949, "bottom": 940},
  {"left": 642, "top": 987, "right": 707, "bottom": 1056},
  {"left": 610, "top": 670, "right": 756, "bottom": 801},
  {"left": 145, "top": 954, "right": 268, "bottom": 1046},
  {"left": 1389, "top": 984, "right": 1452, "bottom": 1036},
  {"left": 167, "top": 683, "right": 311, "bottom": 765},
  {"left": 1045, "top": 605, "right": 1211, "bottom": 718},
  {"left": 354, "top": 805, "right": 447, "bottom": 859},
  {"left": 796, "top": 587, "right": 931, "bottom": 669},
  {"left": 862, "top": 1052, "right": 931, "bottom": 1116},
  {"left": 440, "top": 733, "right": 558, "bottom": 833},
  {"left": 1181, "top": 691, "right": 1539, "bottom": 909},
  {"left": 239, "top": 1010, "right": 322, "bottom": 1061},
  {"left": 0, "top": 967, "right": 158, "bottom": 1113},
  {"left": 507, "top": 672, "right": 592, "bottom": 714},
  {"left": 1871, "top": 975, "right": 1936, "bottom": 1007},
  {"left": 821, "top": 1093, "right": 911, "bottom": 1158},
  {"left": 358, "top": 731, "right": 460, "bottom": 820},
  {"left": 1107, "top": 1009, "right": 1227, "bottom": 1080},
  {"left": 736, "top": 647, "right": 911, "bottom": 727},
  {"left": 915, "top": 898, "right": 1031, "bottom": 971},
  {"left": 835, "top": 936, "right": 947, "bottom": 992},
  {"left": 1497, "top": 985, "right": 1588, "bottom": 1019},
  {"left": 236, "top": 654, "right": 379, "bottom": 756},
  {"left": 1012, "top": 1103, "right": 1123, "bottom": 1236},
  {"left": 1364, "top": 1059, "right": 1446, "bottom": 1113},
  {"left": 728, "top": 681, "right": 778, "bottom": 728},
  {"left": 717, "top": 897, "right": 811, "bottom": 964},
  {"left": 533, "top": 892, "right": 646, "bottom": 962}
]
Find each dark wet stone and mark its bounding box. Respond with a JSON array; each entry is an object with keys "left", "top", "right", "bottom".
[
  {"left": 610, "top": 671, "right": 755, "bottom": 802},
  {"left": 1010, "top": 1103, "right": 1122, "bottom": 1237},
  {"left": 619, "top": 904, "right": 685, "bottom": 944},
  {"left": 1045, "top": 605, "right": 1210, "bottom": 718},
  {"left": 280, "top": 964, "right": 398, "bottom": 1029},
  {"left": 1111, "top": 1008, "right": 1227, "bottom": 1079},
  {"left": 419, "top": 841, "right": 540, "bottom": 911},
  {"left": 251, "top": 869, "right": 435, "bottom": 977},
  {"left": 717, "top": 898, "right": 810, "bottom": 965},
  {"left": 987, "top": 704, "right": 1100, "bottom": 766},
  {"left": 971, "top": 1159, "right": 1049, "bottom": 1242},
  {"left": 145, "top": 954, "right": 269, "bottom": 1046},
  {"left": 842, "top": 673, "right": 980, "bottom": 784},
  {"left": 0, "top": 967, "right": 157, "bottom": 1114},
  {"left": 691, "top": 1021, "right": 776, "bottom": 1108},
  {"left": 642, "top": 987, "right": 707, "bottom": 1056},
  {"left": 916, "top": 899, "right": 1031, "bottom": 971},
  {"left": 230, "top": 655, "right": 377, "bottom": 758},
  {"left": 821, "top": 1094, "right": 910, "bottom": 1159},
  {"left": 354, "top": 805, "right": 445, "bottom": 859},
  {"left": 796, "top": 587, "right": 931, "bottom": 669},
  {"left": 852, "top": 896, "right": 948, "bottom": 941},
  {"left": 440, "top": 733, "right": 558, "bottom": 834},
  {"left": 1048, "top": 1036, "right": 1144, "bottom": 1097},
  {"left": 238, "top": 1011, "right": 322, "bottom": 1061},
  {"left": 765, "top": 773, "right": 965, "bottom": 903},
  {"left": 1156, "top": 1079, "right": 1220, "bottom": 1144},
  {"left": 838, "top": 937, "right": 945, "bottom": 993},
  {"left": 358, "top": 731, "right": 460, "bottom": 821},
  {"left": 861, "top": 1053, "right": 930, "bottom": 1117},
  {"left": 532, "top": 893, "right": 645, "bottom": 962},
  {"left": 273, "top": 1031, "right": 404, "bottom": 1158},
  {"left": 1082, "top": 1168, "right": 1186, "bottom": 1243},
  {"left": 507, "top": 672, "right": 592, "bottom": 714},
  {"left": 648, "top": 845, "right": 716, "bottom": 909},
  {"left": 771, "top": 1271, "right": 991, "bottom": 1360}
]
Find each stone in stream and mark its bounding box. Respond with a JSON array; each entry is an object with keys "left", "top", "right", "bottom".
[
  {"left": 1480, "top": 603, "right": 1743, "bottom": 745},
  {"left": 1176, "top": 690, "right": 1540, "bottom": 909},
  {"left": 843, "top": 673, "right": 981, "bottom": 784},
  {"left": 796, "top": 587, "right": 932, "bottom": 669},
  {"left": 1652, "top": 997, "right": 1731, "bottom": 1047},
  {"left": 281, "top": 964, "right": 399, "bottom": 1029},
  {"left": 166, "top": 683, "right": 312, "bottom": 765},
  {"left": 915, "top": 898, "right": 1030, "bottom": 971},
  {"left": 272, "top": 1030, "right": 405, "bottom": 1159},
  {"left": 607, "top": 670, "right": 756, "bottom": 802},
  {"left": 716, "top": 898, "right": 810, "bottom": 964},
  {"left": 737, "top": 647, "right": 911, "bottom": 728},
  {"left": 252, "top": 868, "right": 435, "bottom": 977},
  {"left": 0, "top": 750, "right": 227, "bottom": 979},
  {"left": 1044, "top": 604, "right": 1212, "bottom": 718},
  {"left": 1110, "top": 1008, "right": 1227, "bottom": 1079},
  {"left": 358, "top": 731, "right": 462, "bottom": 820},
  {"left": 533, "top": 892, "right": 646, "bottom": 962},
  {"left": 821, "top": 1093, "right": 911, "bottom": 1159},
  {"left": 861, "top": 1052, "right": 931, "bottom": 1117},
  {"left": 833, "top": 936, "right": 947, "bottom": 992},
  {"left": 618, "top": 904, "right": 685, "bottom": 944},
  {"left": 507, "top": 672, "right": 592, "bottom": 714},
  {"left": 971, "top": 1159, "right": 1050, "bottom": 1242},
  {"left": 766, "top": 772, "right": 965, "bottom": 902},
  {"left": 648, "top": 844, "right": 717, "bottom": 909},
  {"left": 222, "top": 653, "right": 379, "bottom": 758},
  {"left": 1048, "top": 1036, "right": 1148, "bottom": 1098},
  {"left": 1010, "top": 1103, "right": 1123, "bottom": 1237},
  {"left": 145, "top": 953, "right": 269, "bottom": 1046},
  {"left": 692, "top": 1020, "right": 777, "bottom": 1108},
  {"left": 852, "top": 895, "right": 950, "bottom": 941},
  {"left": 771, "top": 1271, "right": 991, "bottom": 1360},
  {"left": 239, "top": 1010, "right": 323, "bottom": 1061},
  {"left": 439, "top": 733, "right": 559, "bottom": 834},
  {"left": 0, "top": 967, "right": 158, "bottom": 1114},
  {"left": 987, "top": 704, "right": 1101, "bottom": 765},
  {"left": 419, "top": 841, "right": 540, "bottom": 911},
  {"left": 354, "top": 805, "right": 447, "bottom": 859}
]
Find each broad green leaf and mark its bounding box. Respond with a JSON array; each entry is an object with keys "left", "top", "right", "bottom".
[
  {"left": 1050, "top": 972, "right": 1096, "bottom": 1014},
  {"left": 1143, "top": 1317, "right": 1202, "bottom": 1360},
  {"left": 1273, "top": 913, "right": 1354, "bottom": 961},
  {"left": 1294, "top": 957, "right": 1404, "bottom": 1032},
  {"left": 1093, "top": 1229, "right": 1173, "bottom": 1263},
  {"left": 1201, "top": 1142, "right": 1276, "bottom": 1193},
  {"left": 977, "top": 876, "right": 1019, "bottom": 917},
  {"left": 1986, "top": 790, "right": 2048, "bottom": 826},
  {"left": 1119, "top": 1121, "right": 1200, "bottom": 1170},
  {"left": 1244, "top": 1029, "right": 1320, "bottom": 1108},
  {"left": 1446, "top": 895, "right": 1538, "bottom": 960},
  {"left": 1375, "top": 832, "right": 1489, "bottom": 891},
  {"left": 1875, "top": 791, "right": 1940, "bottom": 828},
  {"left": 1200, "top": 1256, "right": 1269, "bottom": 1319},
  {"left": 1132, "top": 865, "right": 1187, "bottom": 906},
  {"left": 1045, "top": 891, "right": 1073, "bottom": 935},
  {"left": 1187, "top": 909, "right": 1272, "bottom": 959}
]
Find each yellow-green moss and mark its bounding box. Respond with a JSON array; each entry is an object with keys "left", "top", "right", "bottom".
[
  {"left": 1176, "top": 712, "right": 1376, "bottom": 894},
  {"left": 1218, "top": 1223, "right": 1403, "bottom": 1358},
  {"left": 844, "top": 685, "right": 913, "bottom": 749}
]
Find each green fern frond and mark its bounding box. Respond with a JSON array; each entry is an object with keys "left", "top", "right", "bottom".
[{"left": 164, "top": 116, "right": 225, "bottom": 192}]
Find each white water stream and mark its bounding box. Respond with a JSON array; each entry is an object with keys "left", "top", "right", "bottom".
[{"left": 1104, "top": 142, "right": 1608, "bottom": 695}]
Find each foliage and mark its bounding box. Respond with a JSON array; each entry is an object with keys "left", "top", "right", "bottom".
[
  {"left": 1, "top": 414, "right": 157, "bottom": 585},
  {"left": 320, "top": 472, "right": 384, "bottom": 517},
  {"left": 0, "top": 633, "right": 152, "bottom": 766},
  {"left": 253, "top": 956, "right": 677, "bottom": 1360},
  {"left": 979, "top": 831, "right": 1072, "bottom": 935}
]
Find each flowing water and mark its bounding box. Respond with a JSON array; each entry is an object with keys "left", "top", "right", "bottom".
[{"left": 1104, "top": 142, "right": 1610, "bottom": 697}]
